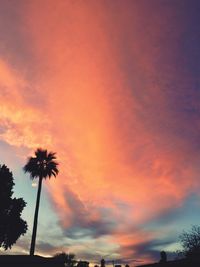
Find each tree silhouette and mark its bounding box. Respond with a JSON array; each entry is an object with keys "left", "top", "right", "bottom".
[
  {"left": 179, "top": 225, "right": 200, "bottom": 259},
  {"left": 0, "top": 164, "right": 27, "bottom": 249},
  {"left": 159, "top": 251, "right": 167, "bottom": 263},
  {"left": 23, "top": 148, "right": 59, "bottom": 256},
  {"left": 54, "top": 252, "right": 77, "bottom": 266}
]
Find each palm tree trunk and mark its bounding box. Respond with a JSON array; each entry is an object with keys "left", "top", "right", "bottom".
[{"left": 30, "top": 176, "right": 43, "bottom": 256}]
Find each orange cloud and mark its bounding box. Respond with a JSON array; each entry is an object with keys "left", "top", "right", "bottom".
[
  {"left": 0, "top": 57, "right": 52, "bottom": 148},
  {"left": 1, "top": 0, "right": 200, "bottom": 261}
]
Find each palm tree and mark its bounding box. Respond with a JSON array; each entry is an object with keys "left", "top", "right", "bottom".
[{"left": 23, "top": 148, "right": 59, "bottom": 256}]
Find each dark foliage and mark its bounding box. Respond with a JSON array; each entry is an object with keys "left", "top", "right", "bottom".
[
  {"left": 77, "top": 260, "right": 89, "bottom": 267},
  {"left": 53, "top": 252, "right": 76, "bottom": 266},
  {"left": 179, "top": 225, "right": 200, "bottom": 259},
  {"left": 0, "top": 164, "right": 27, "bottom": 249},
  {"left": 23, "top": 148, "right": 59, "bottom": 179},
  {"left": 159, "top": 251, "right": 167, "bottom": 263}
]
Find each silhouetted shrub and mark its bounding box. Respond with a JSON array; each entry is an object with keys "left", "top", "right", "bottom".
[
  {"left": 53, "top": 252, "right": 76, "bottom": 266},
  {"left": 0, "top": 164, "right": 27, "bottom": 249},
  {"left": 159, "top": 251, "right": 167, "bottom": 262}
]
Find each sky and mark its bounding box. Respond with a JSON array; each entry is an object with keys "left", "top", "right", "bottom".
[{"left": 0, "top": 0, "right": 200, "bottom": 265}]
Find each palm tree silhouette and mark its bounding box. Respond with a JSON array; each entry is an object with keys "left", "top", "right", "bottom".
[{"left": 23, "top": 148, "right": 59, "bottom": 256}]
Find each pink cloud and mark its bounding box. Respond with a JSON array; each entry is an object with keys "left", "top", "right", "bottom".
[{"left": 1, "top": 0, "right": 200, "bottom": 261}]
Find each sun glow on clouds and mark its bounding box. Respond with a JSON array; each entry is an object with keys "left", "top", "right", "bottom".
[
  {"left": 0, "top": 58, "right": 52, "bottom": 148},
  {"left": 1, "top": 0, "right": 200, "bottom": 262}
]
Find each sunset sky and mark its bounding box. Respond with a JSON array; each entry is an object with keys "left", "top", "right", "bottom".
[{"left": 0, "top": 0, "right": 200, "bottom": 265}]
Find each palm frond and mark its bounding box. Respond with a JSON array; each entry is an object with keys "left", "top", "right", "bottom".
[{"left": 23, "top": 148, "right": 59, "bottom": 180}]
